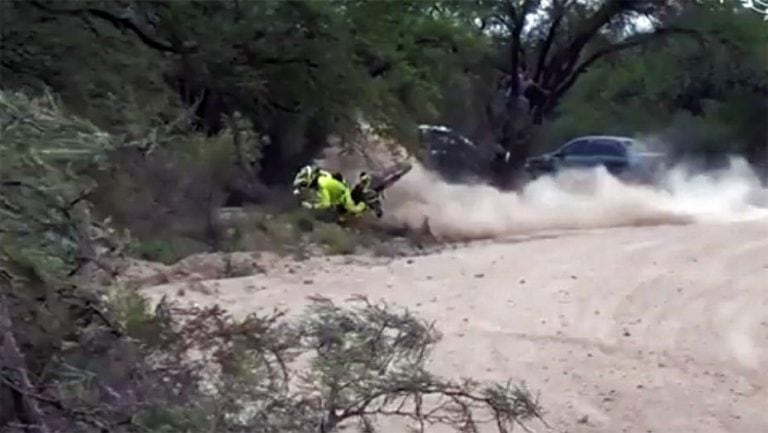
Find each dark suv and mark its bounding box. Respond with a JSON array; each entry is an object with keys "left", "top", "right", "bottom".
[
  {"left": 524, "top": 135, "right": 666, "bottom": 183},
  {"left": 418, "top": 124, "right": 503, "bottom": 182}
]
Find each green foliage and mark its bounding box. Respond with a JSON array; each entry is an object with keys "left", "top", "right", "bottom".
[
  {"left": 2, "top": 0, "right": 489, "bottom": 177},
  {"left": 0, "top": 1, "right": 176, "bottom": 134},
  {"left": 216, "top": 206, "right": 368, "bottom": 256},
  {"left": 135, "top": 406, "right": 210, "bottom": 433},
  {"left": 0, "top": 90, "right": 116, "bottom": 278},
  {"left": 302, "top": 295, "right": 441, "bottom": 393},
  {"left": 106, "top": 285, "right": 152, "bottom": 333},
  {"left": 91, "top": 118, "right": 262, "bottom": 254},
  {"left": 131, "top": 236, "right": 209, "bottom": 265},
  {"left": 121, "top": 294, "right": 544, "bottom": 433},
  {"left": 5, "top": 0, "right": 766, "bottom": 183},
  {"left": 312, "top": 223, "right": 359, "bottom": 255}
]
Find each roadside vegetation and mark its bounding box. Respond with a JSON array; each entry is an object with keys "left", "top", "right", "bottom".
[{"left": 1, "top": 1, "right": 765, "bottom": 431}]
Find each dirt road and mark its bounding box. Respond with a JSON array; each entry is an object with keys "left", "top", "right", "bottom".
[{"left": 142, "top": 218, "right": 768, "bottom": 433}]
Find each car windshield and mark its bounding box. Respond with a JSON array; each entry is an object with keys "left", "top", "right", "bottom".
[
  {"left": 590, "top": 139, "right": 627, "bottom": 157},
  {"left": 626, "top": 139, "right": 649, "bottom": 152}
]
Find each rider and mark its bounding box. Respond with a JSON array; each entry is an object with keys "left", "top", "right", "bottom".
[{"left": 292, "top": 165, "right": 377, "bottom": 217}]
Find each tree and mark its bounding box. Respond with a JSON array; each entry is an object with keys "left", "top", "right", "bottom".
[
  {"left": 462, "top": 1, "right": 710, "bottom": 173},
  {"left": 8, "top": 0, "right": 480, "bottom": 185},
  {"left": 0, "top": 89, "right": 125, "bottom": 431},
  {"left": 539, "top": 1, "right": 767, "bottom": 171}
]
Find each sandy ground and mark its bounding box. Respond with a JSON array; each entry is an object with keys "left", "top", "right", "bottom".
[{"left": 142, "top": 218, "right": 768, "bottom": 433}]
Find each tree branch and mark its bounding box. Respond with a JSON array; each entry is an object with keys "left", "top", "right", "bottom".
[
  {"left": 0, "top": 373, "right": 137, "bottom": 432},
  {"left": 505, "top": 0, "right": 537, "bottom": 96},
  {"left": 28, "top": 1, "right": 191, "bottom": 53},
  {"left": 553, "top": 27, "right": 702, "bottom": 101},
  {"left": 504, "top": 0, "right": 518, "bottom": 23},
  {"left": 334, "top": 380, "right": 543, "bottom": 433},
  {"left": 533, "top": 0, "right": 570, "bottom": 82},
  {"left": 492, "top": 13, "right": 515, "bottom": 34},
  {"left": 543, "top": 0, "right": 626, "bottom": 89}
]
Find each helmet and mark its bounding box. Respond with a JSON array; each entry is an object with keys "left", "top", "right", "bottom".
[{"left": 293, "top": 165, "right": 319, "bottom": 189}]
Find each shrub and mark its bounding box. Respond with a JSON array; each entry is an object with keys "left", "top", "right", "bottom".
[
  {"left": 131, "top": 236, "right": 210, "bottom": 265},
  {"left": 311, "top": 222, "right": 359, "bottom": 255}
]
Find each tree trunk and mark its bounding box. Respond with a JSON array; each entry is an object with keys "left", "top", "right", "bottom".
[
  {"left": 259, "top": 112, "right": 330, "bottom": 186},
  {"left": 487, "top": 79, "right": 538, "bottom": 189}
]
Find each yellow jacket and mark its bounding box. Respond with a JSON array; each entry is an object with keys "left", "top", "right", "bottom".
[{"left": 307, "top": 171, "right": 367, "bottom": 215}]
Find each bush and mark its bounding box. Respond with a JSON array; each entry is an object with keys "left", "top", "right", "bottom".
[
  {"left": 311, "top": 222, "right": 359, "bottom": 255},
  {"left": 91, "top": 113, "right": 264, "bottom": 255},
  {"left": 103, "top": 293, "right": 546, "bottom": 433},
  {"left": 131, "top": 236, "right": 210, "bottom": 265},
  {"left": 214, "top": 205, "right": 373, "bottom": 257}
]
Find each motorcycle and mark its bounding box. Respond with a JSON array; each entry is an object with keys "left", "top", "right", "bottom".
[{"left": 294, "top": 161, "right": 412, "bottom": 220}]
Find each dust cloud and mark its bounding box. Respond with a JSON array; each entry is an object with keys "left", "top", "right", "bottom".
[{"left": 379, "top": 157, "right": 768, "bottom": 241}]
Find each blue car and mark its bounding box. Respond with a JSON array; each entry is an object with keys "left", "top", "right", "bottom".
[{"left": 524, "top": 135, "right": 667, "bottom": 183}]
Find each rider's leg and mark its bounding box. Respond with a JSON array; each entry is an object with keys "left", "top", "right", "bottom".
[
  {"left": 351, "top": 171, "right": 372, "bottom": 203},
  {"left": 350, "top": 184, "right": 364, "bottom": 204}
]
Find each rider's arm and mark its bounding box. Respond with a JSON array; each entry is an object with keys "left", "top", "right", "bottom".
[
  {"left": 309, "top": 175, "right": 340, "bottom": 210},
  {"left": 314, "top": 186, "right": 332, "bottom": 209}
]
